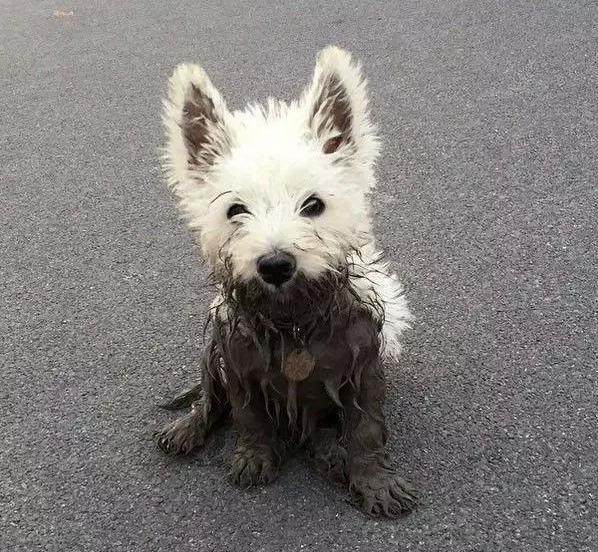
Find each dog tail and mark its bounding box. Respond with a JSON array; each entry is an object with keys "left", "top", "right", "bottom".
[{"left": 158, "top": 383, "right": 203, "bottom": 410}]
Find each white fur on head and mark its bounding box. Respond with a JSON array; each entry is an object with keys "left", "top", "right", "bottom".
[{"left": 162, "top": 46, "right": 411, "bottom": 360}]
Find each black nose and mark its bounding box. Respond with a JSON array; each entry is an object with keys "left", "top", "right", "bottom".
[{"left": 257, "top": 252, "right": 297, "bottom": 287}]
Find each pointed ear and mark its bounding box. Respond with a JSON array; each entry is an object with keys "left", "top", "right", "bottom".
[
  {"left": 162, "top": 63, "right": 233, "bottom": 188},
  {"left": 305, "top": 46, "right": 378, "bottom": 164}
]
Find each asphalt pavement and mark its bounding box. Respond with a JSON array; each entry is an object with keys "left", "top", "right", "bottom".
[{"left": 1, "top": 1, "right": 597, "bottom": 551}]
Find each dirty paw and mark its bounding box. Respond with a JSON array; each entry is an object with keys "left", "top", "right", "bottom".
[
  {"left": 230, "top": 444, "right": 277, "bottom": 488},
  {"left": 349, "top": 470, "right": 418, "bottom": 518},
  {"left": 154, "top": 413, "right": 206, "bottom": 455}
]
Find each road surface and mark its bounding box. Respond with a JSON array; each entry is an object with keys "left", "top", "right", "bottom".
[{"left": 1, "top": 1, "right": 596, "bottom": 550}]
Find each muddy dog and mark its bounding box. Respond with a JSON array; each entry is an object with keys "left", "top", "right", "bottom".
[{"left": 155, "top": 46, "right": 416, "bottom": 518}]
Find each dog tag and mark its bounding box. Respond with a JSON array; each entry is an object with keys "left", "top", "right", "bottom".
[{"left": 283, "top": 349, "right": 315, "bottom": 381}]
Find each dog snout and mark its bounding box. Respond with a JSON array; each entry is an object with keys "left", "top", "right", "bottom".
[{"left": 257, "top": 252, "right": 297, "bottom": 287}]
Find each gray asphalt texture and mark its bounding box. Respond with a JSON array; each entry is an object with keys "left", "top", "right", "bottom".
[{"left": 2, "top": 1, "right": 597, "bottom": 551}]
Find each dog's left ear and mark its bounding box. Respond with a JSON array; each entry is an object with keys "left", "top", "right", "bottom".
[{"left": 305, "top": 46, "right": 379, "bottom": 166}]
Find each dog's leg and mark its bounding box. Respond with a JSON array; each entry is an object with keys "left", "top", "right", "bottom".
[
  {"left": 344, "top": 359, "right": 418, "bottom": 518},
  {"left": 308, "top": 425, "right": 348, "bottom": 484},
  {"left": 228, "top": 387, "right": 280, "bottom": 488},
  {"left": 155, "top": 342, "right": 229, "bottom": 455}
]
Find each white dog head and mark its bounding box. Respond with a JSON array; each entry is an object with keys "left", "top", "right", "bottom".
[{"left": 163, "top": 46, "right": 380, "bottom": 304}]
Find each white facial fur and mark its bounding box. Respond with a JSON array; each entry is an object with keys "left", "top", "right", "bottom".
[
  {"left": 202, "top": 118, "right": 374, "bottom": 281},
  {"left": 162, "top": 46, "right": 413, "bottom": 359}
]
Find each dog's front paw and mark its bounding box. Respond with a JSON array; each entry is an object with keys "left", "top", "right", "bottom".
[
  {"left": 154, "top": 412, "right": 206, "bottom": 455},
  {"left": 349, "top": 469, "right": 418, "bottom": 518},
  {"left": 230, "top": 443, "right": 277, "bottom": 488}
]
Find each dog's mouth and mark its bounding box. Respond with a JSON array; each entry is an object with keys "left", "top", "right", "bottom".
[
  {"left": 259, "top": 276, "right": 300, "bottom": 298},
  {"left": 239, "top": 273, "right": 310, "bottom": 305},
  {"left": 226, "top": 270, "right": 347, "bottom": 325}
]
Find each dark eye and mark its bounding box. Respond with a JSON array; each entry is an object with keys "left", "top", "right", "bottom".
[
  {"left": 226, "top": 203, "right": 249, "bottom": 219},
  {"left": 300, "top": 195, "right": 325, "bottom": 217}
]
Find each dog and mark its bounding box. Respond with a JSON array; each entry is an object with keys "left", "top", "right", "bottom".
[{"left": 154, "top": 46, "right": 416, "bottom": 518}]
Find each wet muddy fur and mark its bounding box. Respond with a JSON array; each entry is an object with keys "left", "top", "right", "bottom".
[{"left": 155, "top": 293, "right": 417, "bottom": 519}]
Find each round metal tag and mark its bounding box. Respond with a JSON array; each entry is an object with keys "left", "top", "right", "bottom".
[{"left": 283, "top": 349, "right": 315, "bottom": 381}]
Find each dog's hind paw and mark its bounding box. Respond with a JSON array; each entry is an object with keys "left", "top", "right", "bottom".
[
  {"left": 154, "top": 412, "right": 206, "bottom": 455},
  {"left": 349, "top": 470, "right": 418, "bottom": 518},
  {"left": 229, "top": 443, "right": 278, "bottom": 488}
]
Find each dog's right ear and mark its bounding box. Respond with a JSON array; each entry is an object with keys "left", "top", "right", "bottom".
[{"left": 162, "top": 64, "right": 233, "bottom": 188}]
